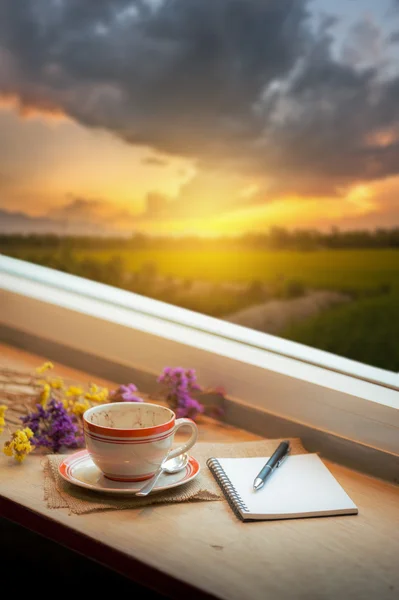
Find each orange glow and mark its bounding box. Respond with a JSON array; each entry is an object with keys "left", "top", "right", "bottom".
[
  {"left": 365, "top": 127, "right": 399, "bottom": 148},
  {"left": 346, "top": 184, "right": 375, "bottom": 213},
  {"left": 0, "top": 104, "right": 192, "bottom": 217},
  {"left": 0, "top": 93, "right": 67, "bottom": 121},
  {"left": 133, "top": 184, "right": 382, "bottom": 236},
  {"left": 0, "top": 104, "right": 396, "bottom": 234}
]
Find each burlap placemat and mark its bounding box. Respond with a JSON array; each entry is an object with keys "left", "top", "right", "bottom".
[{"left": 43, "top": 437, "right": 307, "bottom": 515}]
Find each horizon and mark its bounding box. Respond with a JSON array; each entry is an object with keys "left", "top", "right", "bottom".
[
  {"left": 1, "top": 221, "right": 399, "bottom": 242},
  {"left": 1, "top": 0, "right": 399, "bottom": 235}
]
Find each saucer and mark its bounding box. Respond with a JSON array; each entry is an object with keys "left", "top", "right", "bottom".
[{"left": 58, "top": 449, "right": 200, "bottom": 495}]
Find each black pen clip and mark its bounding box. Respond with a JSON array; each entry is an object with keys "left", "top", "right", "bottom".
[{"left": 276, "top": 446, "right": 291, "bottom": 468}]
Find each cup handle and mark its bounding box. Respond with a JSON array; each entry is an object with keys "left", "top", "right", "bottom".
[{"left": 166, "top": 418, "right": 198, "bottom": 461}]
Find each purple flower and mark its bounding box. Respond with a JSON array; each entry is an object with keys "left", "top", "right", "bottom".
[
  {"left": 158, "top": 367, "right": 205, "bottom": 420},
  {"left": 157, "top": 367, "right": 172, "bottom": 383},
  {"left": 176, "top": 396, "right": 205, "bottom": 420},
  {"left": 158, "top": 367, "right": 202, "bottom": 393},
  {"left": 111, "top": 383, "right": 143, "bottom": 402},
  {"left": 21, "top": 398, "right": 83, "bottom": 452}
]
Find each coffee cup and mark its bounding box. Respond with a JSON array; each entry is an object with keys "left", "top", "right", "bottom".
[{"left": 83, "top": 401, "right": 198, "bottom": 482}]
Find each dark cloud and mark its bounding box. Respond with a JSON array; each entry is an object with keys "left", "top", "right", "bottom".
[
  {"left": 388, "top": 30, "right": 399, "bottom": 44},
  {"left": 0, "top": 0, "right": 309, "bottom": 155},
  {"left": 243, "top": 14, "right": 399, "bottom": 197},
  {"left": 0, "top": 170, "right": 10, "bottom": 187},
  {"left": 341, "top": 16, "right": 382, "bottom": 68},
  {"left": 1, "top": 0, "right": 399, "bottom": 204}
]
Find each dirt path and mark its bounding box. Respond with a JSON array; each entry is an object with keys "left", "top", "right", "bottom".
[{"left": 224, "top": 290, "right": 350, "bottom": 335}]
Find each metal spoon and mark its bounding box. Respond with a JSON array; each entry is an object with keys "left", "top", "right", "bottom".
[{"left": 135, "top": 453, "right": 189, "bottom": 497}]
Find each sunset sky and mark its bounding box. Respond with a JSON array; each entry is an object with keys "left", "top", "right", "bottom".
[{"left": 1, "top": 0, "right": 399, "bottom": 235}]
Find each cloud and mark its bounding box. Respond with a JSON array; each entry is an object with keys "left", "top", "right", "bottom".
[
  {"left": 0, "top": 169, "right": 10, "bottom": 187},
  {"left": 0, "top": 1, "right": 309, "bottom": 155},
  {"left": 48, "top": 196, "right": 134, "bottom": 227},
  {"left": 388, "top": 30, "right": 399, "bottom": 44},
  {"left": 246, "top": 12, "right": 399, "bottom": 196},
  {"left": 143, "top": 191, "right": 171, "bottom": 218},
  {"left": 141, "top": 156, "right": 169, "bottom": 167},
  {"left": 141, "top": 170, "right": 269, "bottom": 221},
  {"left": 0, "top": 208, "right": 58, "bottom": 234},
  {"left": 341, "top": 16, "right": 384, "bottom": 69},
  {"left": 314, "top": 175, "right": 399, "bottom": 230},
  {"left": 49, "top": 197, "right": 108, "bottom": 220},
  {"left": 0, "top": 196, "right": 137, "bottom": 234},
  {"left": 0, "top": 91, "right": 66, "bottom": 120},
  {"left": 1, "top": 0, "right": 399, "bottom": 206},
  {"left": 0, "top": 206, "right": 114, "bottom": 235}
]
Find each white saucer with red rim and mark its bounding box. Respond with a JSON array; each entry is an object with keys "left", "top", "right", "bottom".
[{"left": 58, "top": 449, "right": 200, "bottom": 494}]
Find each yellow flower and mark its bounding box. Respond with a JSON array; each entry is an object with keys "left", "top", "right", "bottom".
[
  {"left": 72, "top": 399, "right": 91, "bottom": 417},
  {"left": 40, "top": 382, "right": 51, "bottom": 406},
  {"left": 85, "top": 384, "right": 109, "bottom": 403},
  {"left": 0, "top": 405, "right": 7, "bottom": 434},
  {"left": 14, "top": 433, "right": 29, "bottom": 451},
  {"left": 62, "top": 398, "right": 71, "bottom": 410},
  {"left": 49, "top": 377, "right": 64, "bottom": 390},
  {"left": 15, "top": 453, "right": 28, "bottom": 463},
  {"left": 88, "top": 383, "right": 98, "bottom": 394},
  {"left": 36, "top": 362, "right": 54, "bottom": 375},
  {"left": 66, "top": 385, "right": 84, "bottom": 397},
  {"left": 3, "top": 428, "right": 34, "bottom": 462},
  {"left": 3, "top": 442, "right": 13, "bottom": 457},
  {"left": 24, "top": 427, "right": 34, "bottom": 439}
]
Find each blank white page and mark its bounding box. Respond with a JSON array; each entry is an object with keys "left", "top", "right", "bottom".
[{"left": 218, "top": 454, "right": 358, "bottom": 520}]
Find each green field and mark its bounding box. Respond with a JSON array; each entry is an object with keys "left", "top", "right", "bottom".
[
  {"left": 283, "top": 291, "right": 399, "bottom": 371},
  {"left": 74, "top": 248, "right": 399, "bottom": 291},
  {"left": 3, "top": 246, "right": 399, "bottom": 371},
  {"left": 6, "top": 247, "right": 399, "bottom": 290},
  {"left": 78, "top": 249, "right": 399, "bottom": 371}
]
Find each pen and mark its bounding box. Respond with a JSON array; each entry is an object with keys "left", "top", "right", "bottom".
[{"left": 253, "top": 440, "right": 291, "bottom": 491}]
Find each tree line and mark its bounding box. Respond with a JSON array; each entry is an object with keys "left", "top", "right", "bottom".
[{"left": 1, "top": 226, "right": 399, "bottom": 251}]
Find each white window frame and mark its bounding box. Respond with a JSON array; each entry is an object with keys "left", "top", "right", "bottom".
[{"left": 1, "top": 254, "right": 398, "bottom": 455}]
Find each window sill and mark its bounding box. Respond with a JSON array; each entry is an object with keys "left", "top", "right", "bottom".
[{"left": 1, "top": 255, "right": 399, "bottom": 460}]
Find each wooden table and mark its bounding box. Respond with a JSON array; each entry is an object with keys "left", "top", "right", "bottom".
[{"left": 1, "top": 343, "right": 399, "bottom": 600}]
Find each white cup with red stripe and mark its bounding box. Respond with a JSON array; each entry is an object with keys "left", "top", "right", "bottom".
[{"left": 83, "top": 402, "right": 198, "bottom": 482}]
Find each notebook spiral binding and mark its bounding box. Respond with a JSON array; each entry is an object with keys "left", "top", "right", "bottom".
[{"left": 207, "top": 457, "right": 250, "bottom": 521}]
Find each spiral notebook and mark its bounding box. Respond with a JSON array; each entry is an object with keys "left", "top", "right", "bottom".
[{"left": 207, "top": 453, "right": 358, "bottom": 521}]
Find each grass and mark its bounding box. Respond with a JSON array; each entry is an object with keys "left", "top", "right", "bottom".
[
  {"left": 72, "top": 248, "right": 399, "bottom": 291},
  {"left": 281, "top": 291, "right": 399, "bottom": 371}
]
